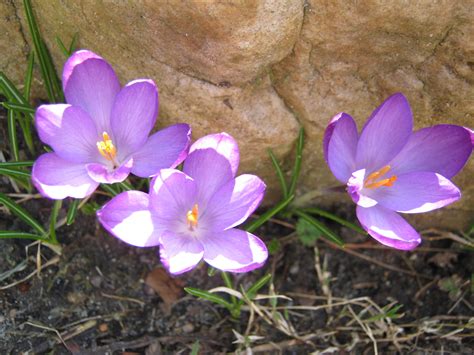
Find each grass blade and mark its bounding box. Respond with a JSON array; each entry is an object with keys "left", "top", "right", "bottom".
[
  {"left": 6, "top": 109, "right": 20, "bottom": 161},
  {"left": 2, "top": 102, "right": 36, "bottom": 114},
  {"left": 56, "top": 33, "right": 78, "bottom": 57},
  {"left": 3, "top": 104, "right": 35, "bottom": 152},
  {"left": 100, "top": 183, "right": 120, "bottom": 196},
  {"left": 0, "top": 162, "right": 32, "bottom": 190},
  {"left": 294, "top": 210, "right": 344, "bottom": 247},
  {"left": 66, "top": 198, "right": 79, "bottom": 225},
  {"left": 0, "top": 231, "right": 46, "bottom": 241},
  {"left": 245, "top": 274, "right": 272, "bottom": 300},
  {"left": 17, "top": 112, "right": 35, "bottom": 154},
  {"left": 184, "top": 287, "right": 233, "bottom": 309},
  {"left": 288, "top": 127, "right": 304, "bottom": 196},
  {"left": 268, "top": 148, "right": 288, "bottom": 198},
  {"left": 55, "top": 36, "right": 69, "bottom": 57},
  {"left": 0, "top": 72, "right": 32, "bottom": 109},
  {"left": 245, "top": 194, "right": 294, "bottom": 233},
  {"left": 24, "top": 51, "right": 35, "bottom": 101},
  {"left": 0, "top": 74, "right": 35, "bottom": 153},
  {"left": 0, "top": 167, "right": 31, "bottom": 179},
  {"left": 68, "top": 33, "right": 79, "bottom": 54},
  {"left": 24, "top": 0, "right": 63, "bottom": 102},
  {"left": 0, "top": 192, "right": 46, "bottom": 235},
  {"left": 221, "top": 272, "right": 237, "bottom": 306},
  {"left": 190, "top": 341, "right": 200, "bottom": 355},
  {"left": 118, "top": 181, "right": 133, "bottom": 191},
  {"left": 0, "top": 161, "right": 34, "bottom": 167},
  {"left": 49, "top": 200, "right": 62, "bottom": 244},
  {"left": 302, "top": 207, "right": 366, "bottom": 235}
]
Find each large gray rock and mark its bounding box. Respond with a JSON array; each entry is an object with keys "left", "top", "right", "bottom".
[{"left": 1, "top": 0, "right": 472, "bottom": 230}]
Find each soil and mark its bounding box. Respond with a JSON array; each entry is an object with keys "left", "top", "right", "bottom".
[{"left": 1, "top": 107, "right": 473, "bottom": 354}]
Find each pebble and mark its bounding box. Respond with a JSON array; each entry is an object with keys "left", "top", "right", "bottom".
[
  {"left": 289, "top": 263, "right": 299, "bottom": 274},
  {"left": 99, "top": 323, "right": 108, "bottom": 332},
  {"left": 182, "top": 323, "right": 194, "bottom": 333},
  {"left": 9, "top": 309, "right": 17, "bottom": 319},
  {"left": 90, "top": 275, "right": 103, "bottom": 288}
]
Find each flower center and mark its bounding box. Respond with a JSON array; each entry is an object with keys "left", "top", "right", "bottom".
[
  {"left": 97, "top": 132, "right": 117, "bottom": 164},
  {"left": 186, "top": 204, "right": 199, "bottom": 231},
  {"left": 363, "top": 165, "right": 397, "bottom": 189}
]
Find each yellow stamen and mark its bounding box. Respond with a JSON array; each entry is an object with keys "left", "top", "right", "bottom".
[
  {"left": 97, "top": 132, "right": 117, "bottom": 162},
  {"left": 364, "top": 165, "right": 397, "bottom": 189},
  {"left": 186, "top": 204, "right": 199, "bottom": 230}
]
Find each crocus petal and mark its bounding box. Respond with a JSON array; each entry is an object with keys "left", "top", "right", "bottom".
[
  {"left": 202, "top": 229, "right": 268, "bottom": 272},
  {"left": 86, "top": 158, "right": 133, "bottom": 184},
  {"left": 149, "top": 169, "right": 197, "bottom": 227},
  {"left": 388, "top": 125, "right": 473, "bottom": 178},
  {"left": 356, "top": 205, "right": 421, "bottom": 250},
  {"left": 97, "top": 191, "right": 161, "bottom": 247},
  {"left": 465, "top": 127, "right": 474, "bottom": 147},
  {"left": 131, "top": 124, "right": 191, "bottom": 178},
  {"left": 347, "top": 169, "right": 378, "bottom": 208},
  {"left": 356, "top": 93, "right": 413, "bottom": 172},
  {"left": 205, "top": 174, "right": 266, "bottom": 231},
  {"left": 323, "top": 113, "right": 339, "bottom": 163},
  {"left": 186, "top": 132, "right": 239, "bottom": 176},
  {"left": 184, "top": 133, "right": 239, "bottom": 207},
  {"left": 32, "top": 153, "right": 98, "bottom": 199},
  {"left": 366, "top": 172, "right": 461, "bottom": 213},
  {"left": 159, "top": 231, "right": 204, "bottom": 275},
  {"left": 62, "top": 50, "right": 102, "bottom": 89},
  {"left": 35, "top": 105, "right": 100, "bottom": 163},
  {"left": 325, "top": 112, "right": 358, "bottom": 183},
  {"left": 63, "top": 50, "right": 120, "bottom": 133},
  {"left": 111, "top": 79, "right": 158, "bottom": 157}
]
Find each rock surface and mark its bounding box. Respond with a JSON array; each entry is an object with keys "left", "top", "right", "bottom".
[
  {"left": 1, "top": 0, "right": 473, "bottom": 230},
  {"left": 271, "top": 0, "right": 473, "bottom": 229},
  {"left": 1, "top": 1, "right": 28, "bottom": 91}
]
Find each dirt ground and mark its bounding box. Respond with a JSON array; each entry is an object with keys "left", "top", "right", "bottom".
[{"left": 1, "top": 108, "right": 473, "bottom": 354}]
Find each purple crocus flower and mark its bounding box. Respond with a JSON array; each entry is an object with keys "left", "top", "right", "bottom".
[
  {"left": 97, "top": 133, "right": 268, "bottom": 274},
  {"left": 32, "top": 50, "right": 191, "bottom": 199},
  {"left": 324, "top": 93, "right": 472, "bottom": 250}
]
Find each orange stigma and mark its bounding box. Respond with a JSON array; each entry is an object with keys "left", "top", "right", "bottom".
[
  {"left": 364, "top": 165, "right": 397, "bottom": 189},
  {"left": 186, "top": 204, "right": 199, "bottom": 230},
  {"left": 97, "top": 132, "right": 117, "bottom": 163}
]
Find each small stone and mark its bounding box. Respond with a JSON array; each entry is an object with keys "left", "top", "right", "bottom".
[
  {"left": 90, "top": 275, "right": 102, "bottom": 288},
  {"left": 67, "top": 292, "right": 86, "bottom": 304},
  {"left": 182, "top": 323, "right": 194, "bottom": 333},
  {"left": 8, "top": 309, "right": 17, "bottom": 319},
  {"left": 289, "top": 263, "right": 299, "bottom": 275}
]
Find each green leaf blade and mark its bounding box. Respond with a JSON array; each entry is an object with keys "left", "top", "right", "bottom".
[
  {"left": 0, "top": 167, "right": 31, "bottom": 179},
  {"left": 246, "top": 274, "right": 272, "bottom": 300},
  {"left": 6, "top": 109, "right": 20, "bottom": 161},
  {"left": 294, "top": 210, "right": 345, "bottom": 247},
  {"left": 184, "top": 287, "right": 233, "bottom": 309},
  {"left": 49, "top": 200, "right": 62, "bottom": 244},
  {"left": 23, "top": 0, "right": 63, "bottom": 103},
  {"left": 0, "top": 161, "right": 34, "bottom": 168},
  {"left": 0, "top": 231, "right": 46, "bottom": 241},
  {"left": 268, "top": 148, "right": 288, "bottom": 198},
  {"left": 244, "top": 194, "right": 294, "bottom": 233},
  {"left": 24, "top": 51, "right": 35, "bottom": 101},
  {"left": 288, "top": 127, "right": 304, "bottom": 196},
  {"left": 0, "top": 192, "right": 46, "bottom": 235},
  {"left": 66, "top": 198, "right": 80, "bottom": 226}
]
